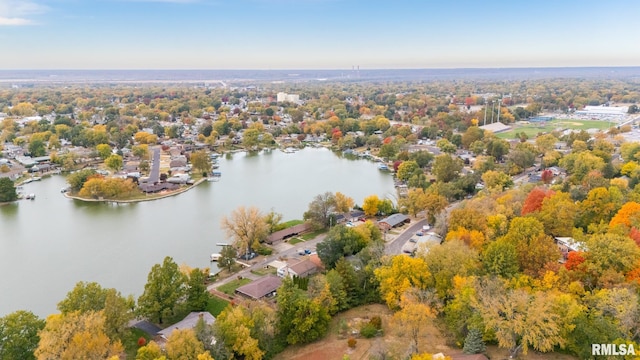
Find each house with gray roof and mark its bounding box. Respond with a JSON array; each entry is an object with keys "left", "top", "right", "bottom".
[
  {"left": 235, "top": 275, "right": 282, "bottom": 300},
  {"left": 378, "top": 213, "right": 410, "bottom": 231},
  {"left": 157, "top": 312, "right": 215, "bottom": 341}
]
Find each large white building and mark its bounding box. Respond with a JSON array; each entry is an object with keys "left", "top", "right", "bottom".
[
  {"left": 277, "top": 92, "right": 300, "bottom": 103},
  {"left": 575, "top": 105, "right": 628, "bottom": 119}
]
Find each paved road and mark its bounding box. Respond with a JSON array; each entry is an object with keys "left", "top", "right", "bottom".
[{"left": 384, "top": 218, "right": 428, "bottom": 255}]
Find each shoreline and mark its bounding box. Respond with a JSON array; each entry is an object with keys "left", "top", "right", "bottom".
[{"left": 63, "top": 178, "right": 207, "bottom": 204}]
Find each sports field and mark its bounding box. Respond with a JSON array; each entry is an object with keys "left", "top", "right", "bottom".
[{"left": 496, "top": 119, "right": 613, "bottom": 139}]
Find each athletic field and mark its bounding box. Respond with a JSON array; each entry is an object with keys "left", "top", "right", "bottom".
[{"left": 495, "top": 119, "right": 613, "bottom": 139}]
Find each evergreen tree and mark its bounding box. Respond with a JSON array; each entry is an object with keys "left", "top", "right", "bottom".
[{"left": 463, "top": 328, "right": 486, "bottom": 354}]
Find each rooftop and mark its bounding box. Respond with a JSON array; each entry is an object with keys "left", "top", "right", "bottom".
[{"left": 235, "top": 275, "right": 282, "bottom": 299}]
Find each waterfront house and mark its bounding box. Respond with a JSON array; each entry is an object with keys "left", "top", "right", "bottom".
[
  {"left": 235, "top": 275, "right": 282, "bottom": 300},
  {"left": 266, "top": 223, "right": 311, "bottom": 244},
  {"left": 282, "top": 259, "right": 319, "bottom": 278}
]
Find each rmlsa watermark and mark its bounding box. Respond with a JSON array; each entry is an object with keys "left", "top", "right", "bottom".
[{"left": 592, "top": 343, "right": 636, "bottom": 356}]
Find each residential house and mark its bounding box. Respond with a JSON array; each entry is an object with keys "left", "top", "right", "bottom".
[
  {"left": 235, "top": 275, "right": 282, "bottom": 300},
  {"left": 554, "top": 237, "right": 586, "bottom": 262},
  {"left": 156, "top": 312, "right": 215, "bottom": 343},
  {"left": 378, "top": 213, "right": 410, "bottom": 231},
  {"left": 279, "top": 259, "right": 319, "bottom": 278},
  {"left": 266, "top": 223, "right": 311, "bottom": 244}
]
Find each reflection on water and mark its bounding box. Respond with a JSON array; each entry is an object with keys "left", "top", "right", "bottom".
[{"left": 0, "top": 202, "right": 18, "bottom": 217}]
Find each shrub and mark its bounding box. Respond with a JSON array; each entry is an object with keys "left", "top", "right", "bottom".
[
  {"left": 360, "top": 323, "right": 377, "bottom": 338},
  {"left": 137, "top": 337, "right": 147, "bottom": 347},
  {"left": 255, "top": 245, "right": 273, "bottom": 256},
  {"left": 369, "top": 315, "right": 382, "bottom": 330},
  {"left": 347, "top": 337, "right": 357, "bottom": 348}
]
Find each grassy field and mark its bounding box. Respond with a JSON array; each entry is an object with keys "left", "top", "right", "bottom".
[
  {"left": 301, "top": 229, "right": 328, "bottom": 240},
  {"left": 288, "top": 237, "right": 304, "bottom": 245},
  {"left": 281, "top": 219, "right": 304, "bottom": 228},
  {"left": 217, "top": 278, "right": 252, "bottom": 295},
  {"left": 251, "top": 267, "right": 277, "bottom": 276},
  {"left": 206, "top": 295, "right": 230, "bottom": 316},
  {"left": 496, "top": 119, "right": 613, "bottom": 139}
]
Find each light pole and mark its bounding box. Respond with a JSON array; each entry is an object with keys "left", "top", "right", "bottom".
[{"left": 483, "top": 100, "right": 488, "bottom": 126}]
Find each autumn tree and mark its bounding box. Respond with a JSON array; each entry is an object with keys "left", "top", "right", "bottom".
[
  {"left": 473, "top": 279, "right": 565, "bottom": 358},
  {"left": 501, "top": 217, "right": 561, "bottom": 276},
  {"left": 96, "top": 143, "right": 112, "bottom": 160},
  {"left": 445, "top": 227, "right": 486, "bottom": 250},
  {"left": 533, "top": 192, "right": 577, "bottom": 236},
  {"left": 482, "top": 240, "right": 519, "bottom": 278},
  {"left": 393, "top": 295, "right": 436, "bottom": 354},
  {"left": 0, "top": 310, "right": 45, "bottom": 360},
  {"left": 105, "top": 154, "right": 123, "bottom": 172},
  {"left": 303, "top": 192, "right": 337, "bottom": 229},
  {"left": 610, "top": 201, "right": 640, "bottom": 230},
  {"left": 136, "top": 340, "right": 163, "bottom": 360},
  {"left": 137, "top": 256, "right": 187, "bottom": 324},
  {"left": 316, "top": 225, "right": 369, "bottom": 269},
  {"left": 334, "top": 192, "right": 354, "bottom": 213},
  {"left": 577, "top": 187, "right": 622, "bottom": 229},
  {"left": 190, "top": 150, "right": 212, "bottom": 175},
  {"left": 420, "top": 240, "right": 480, "bottom": 299},
  {"left": 35, "top": 311, "right": 123, "bottom": 360},
  {"left": 362, "top": 194, "right": 381, "bottom": 217},
  {"left": 132, "top": 144, "right": 150, "bottom": 160},
  {"left": 165, "top": 329, "right": 206, "bottom": 360},
  {"left": 481, "top": 170, "right": 513, "bottom": 191},
  {"left": 221, "top": 206, "right": 267, "bottom": 256},
  {"left": 397, "top": 160, "right": 421, "bottom": 182},
  {"left": 375, "top": 255, "right": 431, "bottom": 309},
  {"left": 521, "top": 187, "right": 554, "bottom": 215},
  {"left": 215, "top": 304, "right": 264, "bottom": 360},
  {"left": 276, "top": 278, "right": 331, "bottom": 345},
  {"left": 57, "top": 281, "right": 134, "bottom": 340},
  {"left": 218, "top": 244, "right": 237, "bottom": 272}
]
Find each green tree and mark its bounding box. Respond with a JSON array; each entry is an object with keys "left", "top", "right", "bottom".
[
  {"left": 132, "top": 144, "right": 150, "bottom": 160},
  {"left": 105, "top": 154, "right": 123, "bottom": 172},
  {"left": 482, "top": 240, "right": 519, "bottom": 278},
  {"left": 378, "top": 143, "right": 397, "bottom": 160},
  {"left": 316, "top": 225, "right": 368, "bottom": 269},
  {"left": 242, "top": 128, "right": 260, "bottom": 149},
  {"left": 0, "top": 177, "right": 18, "bottom": 202},
  {"left": 421, "top": 240, "right": 480, "bottom": 300},
  {"left": 463, "top": 328, "right": 486, "bottom": 354},
  {"left": 276, "top": 278, "right": 331, "bottom": 345},
  {"left": 190, "top": 151, "right": 212, "bottom": 175},
  {"left": 28, "top": 139, "right": 46, "bottom": 157},
  {"left": 186, "top": 269, "right": 209, "bottom": 312},
  {"left": 0, "top": 310, "right": 45, "bottom": 360},
  {"left": 137, "top": 256, "right": 187, "bottom": 324},
  {"left": 397, "top": 160, "right": 421, "bottom": 182},
  {"left": 215, "top": 304, "right": 264, "bottom": 360},
  {"left": 432, "top": 155, "right": 463, "bottom": 182},
  {"left": 66, "top": 169, "right": 96, "bottom": 192},
  {"left": 436, "top": 138, "right": 457, "bottom": 154},
  {"left": 218, "top": 245, "right": 237, "bottom": 272},
  {"left": 303, "top": 192, "right": 337, "bottom": 229},
  {"left": 263, "top": 210, "right": 283, "bottom": 234}
]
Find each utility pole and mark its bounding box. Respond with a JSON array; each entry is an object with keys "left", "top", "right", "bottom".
[
  {"left": 483, "top": 100, "right": 488, "bottom": 126},
  {"left": 497, "top": 98, "right": 501, "bottom": 124},
  {"left": 491, "top": 101, "right": 495, "bottom": 124}
]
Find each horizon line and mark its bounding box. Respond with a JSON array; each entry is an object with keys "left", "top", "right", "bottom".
[{"left": 2, "top": 65, "right": 640, "bottom": 71}]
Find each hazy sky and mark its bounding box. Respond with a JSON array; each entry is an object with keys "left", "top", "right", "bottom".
[{"left": 1, "top": 0, "right": 639, "bottom": 69}]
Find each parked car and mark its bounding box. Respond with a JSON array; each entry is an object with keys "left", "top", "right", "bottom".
[
  {"left": 416, "top": 232, "right": 424, "bottom": 236},
  {"left": 239, "top": 252, "right": 257, "bottom": 260}
]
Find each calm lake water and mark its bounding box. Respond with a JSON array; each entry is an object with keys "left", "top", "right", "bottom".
[{"left": 0, "top": 148, "right": 395, "bottom": 317}]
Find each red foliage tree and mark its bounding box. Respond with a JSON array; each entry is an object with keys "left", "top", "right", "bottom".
[
  {"left": 564, "top": 251, "right": 586, "bottom": 271},
  {"left": 521, "top": 187, "right": 554, "bottom": 215},
  {"left": 541, "top": 169, "right": 554, "bottom": 184},
  {"left": 393, "top": 160, "right": 403, "bottom": 172},
  {"left": 383, "top": 137, "right": 393, "bottom": 145},
  {"left": 630, "top": 227, "right": 640, "bottom": 247}
]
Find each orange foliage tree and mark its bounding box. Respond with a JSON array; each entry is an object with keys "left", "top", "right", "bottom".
[
  {"left": 445, "top": 227, "right": 486, "bottom": 250},
  {"left": 609, "top": 202, "right": 640, "bottom": 229},
  {"left": 564, "top": 251, "right": 586, "bottom": 271},
  {"left": 521, "top": 187, "right": 554, "bottom": 215}
]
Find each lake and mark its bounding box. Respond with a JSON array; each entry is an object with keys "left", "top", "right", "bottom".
[{"left": 0, "top": 147, "right": 395, "bottom": 317}]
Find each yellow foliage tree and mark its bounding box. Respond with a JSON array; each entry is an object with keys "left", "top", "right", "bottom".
[
  {"left": 335, "top": 192, "right": 355, "bottom": 213},
  {"left": 394, "top": 295, "right": 436, "bottom": 354},
  {"left": 374, "top": 256, "right": 431, "bottom": 309},
  {"left": 35, "top": 311, "right": 123, "bottom": 360},
  {"left": 165, "top": 329, "right": 205, "bottom": 360},
  {"left": 362, "top": 194, "right": 381, "bottom": 217},
  {"left": 445, "top": 227, "right": 486, "bottom": 250}
]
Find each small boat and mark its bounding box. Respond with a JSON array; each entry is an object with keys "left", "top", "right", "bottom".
[
  {"left": 25, "top": 194, "right": 35, "bottom": 200},
  {"left": 22, "top": 178, "right": 33, "bottom": 184},
  {"left": 207, "top": 177, "right": 220, "bottom": 182},
  {"left": 212, "top": 164, "right": 220, "bottom": 169},
  {"left": 378, "top": 163, "right": 389, "bottom": 171},
  {"left": 210, "top": 153, "right": 220, "bottom": 159},
  {"left": 211, "top": 171, "right": 221, "bottom": 177},
  {"left": 210, "top": 253, "right": 221, "bottom": 261},
  {"left": 31, "top": 177, "right": 42, "bottom": 181}
]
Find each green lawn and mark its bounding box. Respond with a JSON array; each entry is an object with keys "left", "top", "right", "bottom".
[
  {"left": 281, "top": 219, "right": 304, "bottom": 228},
  {"left": 301, "top": 229, "right": 328, "bottom": 240},
  {"left": 122, "top": 327, "right": 151, "bottom": 358},
  {"left": 217, "top": 278, "right": 252, "bottom": 295},
  {"left": 206, "top": 295, "right": 230, "bottom": 316},
  {"left": 251, "top": 267, "right": 277, "bottom": 276},
  {"left": 497, "top": 119, "right": 614, "bottom": 139},
  {"left": 288, "top": 237, "right": 304, "bottom": 245}
]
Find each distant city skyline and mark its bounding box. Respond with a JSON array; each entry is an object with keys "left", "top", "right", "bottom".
[{"left": 1, "top": 0, "right": 639, "bottom": 69}]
